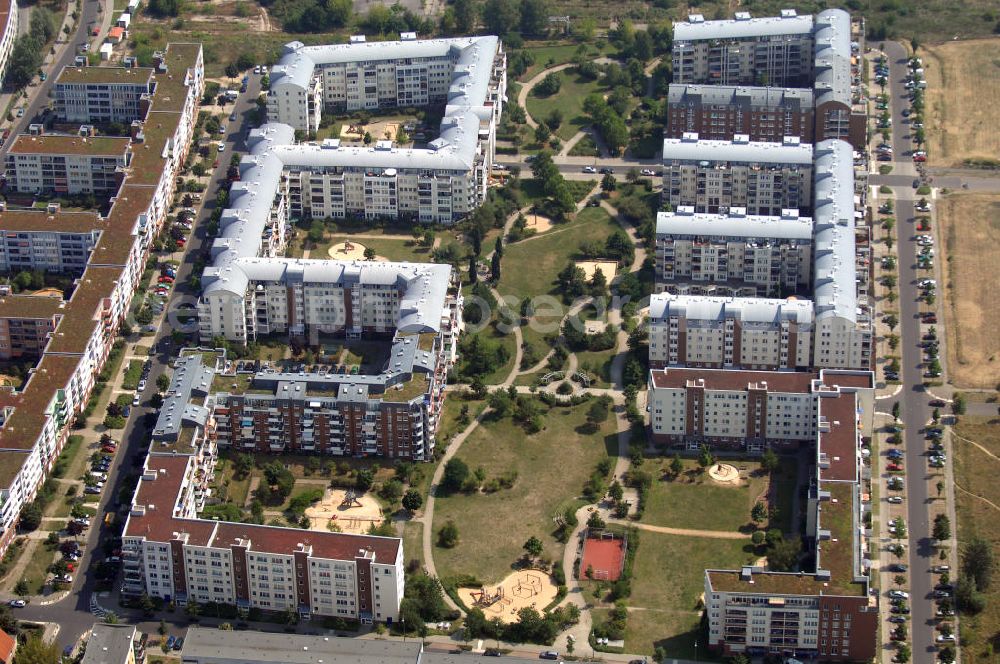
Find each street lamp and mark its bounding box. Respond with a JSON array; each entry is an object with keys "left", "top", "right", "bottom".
[{"left": 694, "top": 639, "right": 698, "bottom": 661}]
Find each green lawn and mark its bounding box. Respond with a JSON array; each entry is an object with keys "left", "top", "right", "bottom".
[
  {"left": 499, "top": 206, "right": 619, "bottom": 350},
  {"left": 326, "top": 236, "right": 436, "bottom": 263},
  {"left": 629, "top": 531, "right": 755, "bottom": 612},
  {"left": 520, "top": 42, "right": 607, "bottom": 81},
  {"left": 568, "top": 133, "right": 600, "bottom": 157},
  {"left": 591, "top": 606, "right": 705, "bottom": 660},
  {"left": 402, "top": 521, "right": 424, "bottom": 571},
  {"left": 122, "top": 360, "right": 143, "bottom": 391},
  {"left": 437, "top": 397, "right": 485, "bottom": 443},
  {"left": 432, "top": 401, "right": 616, "bottom": 584},
  {"left": 639, "top": 458, "right": 796, "bottom": 534},
  {"left": 574, "top": 349, "right": 615, "bottom": 388},
  {"left": 951, "top": 416, "right": 1000, "bottom": 663},
  {"left": 17, "top": 540, "right": 56, "bottom": 594},
  {"left": 526, "top": 71, "right": 605, "bottom": 141}
]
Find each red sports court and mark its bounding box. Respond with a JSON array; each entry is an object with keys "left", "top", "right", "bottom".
[{"left": 580, "top": 531, "right": 627, "bottom": 581}]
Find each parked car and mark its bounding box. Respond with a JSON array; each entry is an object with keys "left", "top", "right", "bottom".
[
  {"left": 888, "top": 563, "right": 908, "bottom": 572},
  {"left": 889, "top": 590, "right": 909, "bottom": 599},
  {"left": 887, "top": 496, "right": 903, "bottom": 504},
  {"left": 582, "top": 166, "right": 596, "bottom": 174},
  {"left": 932, "top": 565, "right": 951, "bottom": 573},
  {"left": 8, "top": 600, "right": 26, "bottom": 608},
  {"left": 165, "top": 636, "right": 176, "bottom": 650},
  {"left": 539, "top": 652, "right": 560, "bottom": 661},
  {"left": 887, "top": 462, "right": 903, "bottom": 471}
]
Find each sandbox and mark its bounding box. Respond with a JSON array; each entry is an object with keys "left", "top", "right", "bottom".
[
  {"left": 31, "top": 288, "right": 63, "bottom": 298},
  {"left": 327, "top": 241, "right": 387, "bottom": 262},
  {"left": 707, "top": 463, "right": 743, "bottom": 486},
  {"left": 577, "top": 260, "right": 618, "bottom": 283},
  {"left": 457, "top": 570, "right": 560, "bottom": 623},
  {"left": 524, "top": 212, "right": 553, "bottom": 233},
  {"left": 303, "top": 488, "right": 384, "bottom": 534}
]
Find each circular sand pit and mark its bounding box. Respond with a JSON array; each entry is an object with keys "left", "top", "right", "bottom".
[
  {"left": 708, "top": 463, "right": 742, "bottom": 486},
  {"left": 303, "top": 488, "right": 384, "bottom": 534},
  {"left": 577, "top": 260, "right": 618, "bottom": 283},
  {"left": 457, "top": 571, "right": 561, "bottom": 623},
  {"left": 0, "top": 374, "right": 18, "bottom": 387},
  {"left": 31, "top": 288, "right": 63, "bottom": 298},
  {"left": 327, "top": 241, "right": 385, "bottom": 262},
  {"left": 524, "top": 212, "right": 553, "bottom": 233}
]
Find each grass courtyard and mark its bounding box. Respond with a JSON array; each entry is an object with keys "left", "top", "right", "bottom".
[
  {"left": 526, "top": 71, "right": 605, "bottom": 141},
  {"left": 638, "top": 457, "right": 798, "bottom": 534},
  {"left": 951, "top": 416, "right": 1000, "bottom": 662},
  {"left": 432, "top": 400, "right": 616, "bottom": 584}
]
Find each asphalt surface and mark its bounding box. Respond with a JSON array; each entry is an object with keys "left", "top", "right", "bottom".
[
  {"left": 879, "top": 40, "right": 938, "bottom": 660},
  {"left": 0, "top": 0, "right": 105, "bottom": 161},
  {"left": 3, "top": 74, "right": 264, "bottom": 649}
]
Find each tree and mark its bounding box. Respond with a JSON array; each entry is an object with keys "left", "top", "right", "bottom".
[
  {"left": 936, "top": 480, "right": 945, "bottom": 497},
  {"left": 402, "top": 489, "right": 423, "bottom": 513},
  {"left": 494, "top": 235, "right": 503, "bottom": 259},
  {"left": 13, "top": 580, "right": 28, "bottom": 597},
  {"left": 751, "top": 530, "right": 766, "bottom": 546},
  {"left": 761, "top": 448, "right": 779, "bottom": 473},
  {"left": 952, "top": 392, "right": 967, "bottom": 416},
  {"left": 895, "top": 643, "right": 911, "bottom": 663},
  {"left": 18, "top": 502, "right": 42, "bottom": 531},
  {"left": 482, "top": 0, "right": 518, "bottom": 35},
  {"left": 363, "top": 247, "right": 376, "bottom": 261},
  {"left": 437, "top": 520, "right": 459, "bottom": 548},
  {"left": 767, "top": 537, "right": 801, "bottom": 572},
  {"left": 751, "top": 501, "right": 768, "bottom": 524},
  {"left": 956, "top": 576, "right": 986, "bottom": 614},
  {"left": 608, "top": 480, "right": 624, "bottom": 503},
  {"left": 235, "top": 453, "right": 254, "bottom": 477},
  {"left": 452, "top": 0, "right": 475, "bottom": 32},
  {"left": 963, "top": 536, "right": 995, "bottom": 591},
  {"left": 932, "top": 513, "right": 951, "bottom": 541},
  {"left": 600, "top": 173, "right": 617, "bottom": 193},
  {"left": 491, "top": 251, "right": 501, "bottom": 282},
  {"left": 938, "top": 645, "right": 955, "bottom": 664},
  {"left": 670, "top": 455, "right": 683, "bottom": 477},
  {"left": 140, "top": 593, "right": 156, "bottom": 617},
  {"left": 586, "top": 511, "right": 605, "bottom": 529},
  {"left": 442, "top": 458, "right": 469, "bottom": 493},
  {"left": 891, "top": 401, "right": 901, "bottom": 421},
  {"left": 379, "top": 479, "right": 404, "bottom": 506},
  {"left": 523, "top": 536, "right": 543, "bottom": 558},
  {"left": 697, "top": 445, "right": 715, "bottom": 470},
  {"left": 587, "top": 396, "right": 611, "bottom": 424},
  {"left": 519, "top": 0, "right": 549, "bottom": 35},
  {"left": 14, "top": 634, "right": 61, "bottom": 664},
  {"left": 355, "top": 468, "right": 375, "bottom": 492}
]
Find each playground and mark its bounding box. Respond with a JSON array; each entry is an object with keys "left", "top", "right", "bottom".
[
  {"left": 326, "top": 241, "right": 386, "bottom": 262},
  {"left": 30, "top": 288, "right": 63, "bottom": 298},
  {"left": 523, "top": 212, "right": 553, "bottom": 233},
  {"left": 707, "top": 463, "right": 743, "bottom": 486},
  {"left": 579, "top": 530, "right": 627, "bottom": 582},
  {"left": 303, "top": 488, "right": 384, "bottom": 534},
  {"left": 577, "top": 260, "right": 618, "bottom": 283},
  {"left": 339, "top": 120, "right": 404, "bottom": 144},
  {"left": 457, "top": 570, "right": 560, "bottom": 623}
]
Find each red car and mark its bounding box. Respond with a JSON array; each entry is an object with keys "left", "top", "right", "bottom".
[
  {"left": 101, "top": 445, "right": 116, "bottom": 454},
  {"left": 887, "top": 463, "right": 903, "bottom": 471}
]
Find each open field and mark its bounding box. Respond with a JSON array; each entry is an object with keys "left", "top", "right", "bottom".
[
  {"left": 639, "top": 457, "right": 796, "bottom": 533},
  {"left": 526, "top": 71, "right": 604, "bottom": 141},
  {"left": 498, "top": 206, "right": 617, "bottom": 349},
  {"left": 952, "top": 416, "right": 1000, "bottom": 662},
  {"left": 924, "top": 38, "right": 1000, "bottom": 167},
  {"left": 432, "top": 401, "right": 615, "bottom": 584},
  {"left": 519, "top": 42, "right": 608, "bottom": 82},
  {"left": 937, "top": 194, "right": 1000, "bottom": 388},
  {"left": 402, "top": 521, "right": 424, "bottom": 571}
]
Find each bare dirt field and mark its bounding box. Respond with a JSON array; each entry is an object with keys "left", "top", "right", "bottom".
[
  {"left": 577, "top": 260, "right": 618, "bottom": 282},
  {"left": 937, "top": 193, "right": 1000, "bottom": 388},
  {"left": 456, "top": 570, "right": 560, "bottom": 623},
  {"left": 924, "top": 39, "right": 1000, "bottom": 167},
  {"left": 303, "top": 488, "right": 384, "bottom": 534}
]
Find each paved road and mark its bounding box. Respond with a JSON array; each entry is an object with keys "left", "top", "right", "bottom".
[
  {"left": 0, "top": 0, "right": 105, "bottom": 161},
  {"left": 4, "top": 73, "right": 264, "bottom": 651},
  {"left": 880, "top": 40, "right": 939, "bottom": 661}
]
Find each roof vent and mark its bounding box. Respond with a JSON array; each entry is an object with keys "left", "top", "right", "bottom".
[
  {"left": 688, "top": 13, "right": 705, "bottom": 23},
  {"left": 780, "top": 8, "right": 798, "bottom": 17},
  {"left": 734, "top": 11, "right": 751, "bottom": 20}
]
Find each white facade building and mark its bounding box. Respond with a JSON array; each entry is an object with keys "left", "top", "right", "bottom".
[
  {"left": 648, "top": 293, "right": 814, "bottom": 371},
  {"left": 0, "top": 0, "right": 18, "bottom": 89},
  {"left": 661, "top": 133, "right": 813, "bottom": 215}
]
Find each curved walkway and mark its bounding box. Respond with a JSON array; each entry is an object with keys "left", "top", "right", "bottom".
[
  {"left": 516, "top": 63, "right": 575, "bottom": 130},
  {"left": 951, "top": 430, "right": 1000, "bottom": 463},
  {"left": 954, "top": 483, "right": 1000, "bottom": 512}
]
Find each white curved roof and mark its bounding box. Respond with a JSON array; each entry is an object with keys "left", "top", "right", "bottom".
[
  {"left": 674, "top": 11, "right": 813, "bottom": 41},
  {"left": 812, "top": 139, "right": 857, "bottom": 322},
  {"left": 649, "top": 292, "right": 815, "bottom": 325},
  {"left": 656, "top": 208, "right": 813, "bottom": 240},
  {"left": 662, "top": 135, "right": 813, "bottom": 165}
]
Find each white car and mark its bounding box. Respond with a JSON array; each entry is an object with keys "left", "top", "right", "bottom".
[
  {"left": 889, "top": 590, "right": 909, "bottom": 599},
  {"left": 132, "top": 393, "right": 141, "bottom": 406},
  {"left": 491, "top": 163, "right": 507, "bottom": 171},
  {"left": 217, "top": 142, "right": 226, "bottom": 152},
  {"left": 582, "top": 166, "right": 596, "bottom": 174},
  {"left": 887, "top": 496, "right": 903, "bottom": 504},
  {"left": 8, "top": 600, "right": 25, "bottom": 608},
  {"left": 919, "top": 279, "right": 937, "bottom": 288},
  {"left": 137, "top": 379, "right": 146, "bottom": 392},
  {"left": 640, "top": 168, "right": 656, "bottom": 176},
  {"left": 936, "top": 634, "right": 956, "bottom": 643}
]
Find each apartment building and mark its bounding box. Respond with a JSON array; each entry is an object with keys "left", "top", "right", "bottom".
[
  {"left": 0, "top": 295, "right": 64, "bottom": 359},
  {"left": 0, "top": 0, "right": 19, "bottom": 90},
  {"left": 655, "top": 207, "right": 813, "bottom": 296},
  {"left": 812, "top": 140, "right": 871, "bottom": 370},
  {"left": 647, "top": 366, "right": 873, "bottom": 450},
  {"left": 121, "top": 453, "right": 404, "bottom": 623},
  {"left": 648, "top": 293, "right": 814, "bottom": 371},
  {"left": 0, "top": 209, "right": 102, "bottom": 274},
  {"left": 661, "top": 134, "right": 813, "bottom": 216},
  {"left": 53, "top": 66, "right": 155, "bottom": 124},
  {"left": 265, "top": 36, "right": 505, "bottom": 224},
  {"left": 703, "top": 371, "right": 878, "bottom": 661},
  {"left": 80, "top": 624, "right": 140, "bottom": 664},
  {"left": 0, "top": 44, "right": 204, "bottom": 558},
  {"left": 672, "top": 10, "right": 815, "bottom": 87},
  {"left": 5, "top": 135, "right": 132, "bottom": 195},
  {"left": 213, "top": 332, "right": 446, "bottom": 462},
  {"left": 666, "top": 85, "right": 815, "bottom": 143},
  {"left": 670, "top": 9, "right": 865, "bottom": 149}
]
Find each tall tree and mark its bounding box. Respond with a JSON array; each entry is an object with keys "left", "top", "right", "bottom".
[
  {"left": 519, "top": 0, "right": 549, "bottom": 35},
  {"left": 482, "top": 0, "right": 519, "bottom": 35},
  {"left": 453, "top": 0, "right": 476, "bottom": 33},
  {"left": 491, "top": 251, "right": 501, "bottom": 282}
]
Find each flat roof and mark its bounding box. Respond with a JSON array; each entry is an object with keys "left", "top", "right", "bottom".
[
  {"left": 88, "top": 185, "right": 154, "bottom": 267},
  {"left": 650, "top": 367, "right": 816, "bottom": 393},
  {"left": 56, "top": 65, "right": 154, "bottom": 86},
  {"left": 44, "top": 266, "right": 122, "bottom": 354},
  {"left": 0, "top": 208, "right": 103, "bottom": 234},
  {"left": 674, "top": 11, "right": 814, "bottom": 41},
  {"left": 7, "top": 134, "right": 131, "bottom": 157},
  {"left": 129, "top": 112, "right": 178, "bottom": 185},
  {"left": 0, "top": 355, "right": 81, "bottom": 450},
  {"left": 180, "top": 627, "right": 423, "bottom": 664},
  {"left": 662, "top": 135, "right": 814, "bottom": 165},
  {"left": 80, "top": 624, "right": 136, "bottom": 664},
  {"left": 0, "top": 295, "right": 63, "bottom": 319},
  {"left": 818, "top": 390, "right": 859, "bottom": 482},
  {"left": 149, "top": 43, "right": 202, "bottom": 114}
]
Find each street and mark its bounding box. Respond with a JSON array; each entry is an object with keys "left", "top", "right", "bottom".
[{"left": 3, "top": 72, "right": 264, "bottom": 650}]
